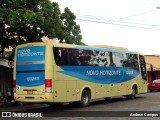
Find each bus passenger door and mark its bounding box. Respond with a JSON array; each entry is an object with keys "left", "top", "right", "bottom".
[{"left": 139, "top": 55, "right": 147, "bottom": 93}]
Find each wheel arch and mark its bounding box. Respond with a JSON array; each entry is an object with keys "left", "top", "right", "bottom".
[
  {"left": 80, "top": 86, "right": 92, "bottom": 100},
  {"left": 132, "top": 84, "right": 138, "bottom": 94}
]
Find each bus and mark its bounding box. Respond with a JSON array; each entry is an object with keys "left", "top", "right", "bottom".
[{"left": 13, "top": 41, "right": 148, "bottom": 107}]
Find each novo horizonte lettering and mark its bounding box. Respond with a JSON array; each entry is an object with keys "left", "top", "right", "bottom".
[
  {"left": 18, "top": 49, "right": 43, "bottom": 57},
  {"left": 86, "top": 70, "right": 121, "bottom": 76}
]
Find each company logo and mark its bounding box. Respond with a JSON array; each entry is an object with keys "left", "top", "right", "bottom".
[
  {"left": 2, "top": 112, "right": 11, "bottom": 117},
  {"left": 17, "top": 49, "right": 44, "bottom": 57}
]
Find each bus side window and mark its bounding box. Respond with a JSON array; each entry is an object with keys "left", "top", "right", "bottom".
[{"left": 67, "top": 49, "right": 81, "bottom": 66}]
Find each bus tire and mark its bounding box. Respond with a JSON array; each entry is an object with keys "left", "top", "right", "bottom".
[
  {"left": 128, "top": 86, "right": 137, "bottom": 99},
  {"left": 80, "top": 89, "right": 91, "bottom": 107}
]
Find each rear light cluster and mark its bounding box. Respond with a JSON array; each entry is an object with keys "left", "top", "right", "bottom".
[
  {"left": 13, "top": 80, "right": 16, "bottom": 93},
  {"left": 45, "top": 79, "right": 52, "bottom": 93},
  {"left": 13, "top": 79, "right": 52, "bottom": 93}
]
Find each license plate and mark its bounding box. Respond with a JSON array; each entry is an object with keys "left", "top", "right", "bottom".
[
  {"left": 152, "top": 84, "right": 155, "bottom": 86},
  {"left": 27, "top": 91, "right": 33, "bottom": 94}
]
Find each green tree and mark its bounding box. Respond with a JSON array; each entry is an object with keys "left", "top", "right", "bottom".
[
  {"left": 0, "top": 0, "right": 82, "bottom": 58},
  {"left": 61, "top": 7, "right": 82, "bottom": 44}
]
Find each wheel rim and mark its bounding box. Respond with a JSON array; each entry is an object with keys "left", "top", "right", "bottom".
[
  {"left": 132, "top": 88, "right": 136, "bottom": 95},
  {"left": 82, "top": 94, "right": 88, "bottom": 104},
  {"left": 131, "top": 88, "right": 136, "bottom": 98}
]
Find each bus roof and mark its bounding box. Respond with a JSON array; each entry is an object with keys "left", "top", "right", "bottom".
[
  {"left": 52, "top": 43, "right": 128, "bottom": 50},
  {"left": 16, "top": 42, "right": 140, "bottom": 55},
  {"left": 91, "top": 45, "right": 128, "bottom": 50},
  {"left": 16, "top": 42, "right": 47, "bottom": 48},
  {"left": 51, "top": 42, "right": 139, "bottom": 54}
]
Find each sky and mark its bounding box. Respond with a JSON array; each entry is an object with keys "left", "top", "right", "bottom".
[{"left": 51, "top": 0, "right": 160, "bottom": 55}]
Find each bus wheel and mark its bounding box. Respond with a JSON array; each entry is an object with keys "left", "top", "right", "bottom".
[
  {"left": 129, "top": 87, "right": 137, "bottom": 99},
  {"left": 81, "top": 90, "right": 91, "bottom": 107}
]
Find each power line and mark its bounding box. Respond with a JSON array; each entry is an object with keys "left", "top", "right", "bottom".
[
  {"left": 77, "top": 15, "right": 160, "bottom": 27},
  {"left": 76, "top": 12, "right": 160, "bottom": 30},
  {"left": 118, "top": 9, "right": 157, "bottom": 19},
  {"left": 77, "top": 9, "right": 156, "bottom": 20},
  {"left": 76, "top": 18, "right": 160, "bottom": 30},
  {"left": 76, "top": 13, "right": 160, "bottom": 27}
]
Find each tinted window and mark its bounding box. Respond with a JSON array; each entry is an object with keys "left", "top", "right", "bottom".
[
  {"left": 117, "top": 53, "right": 139, "bottom": 71},
  {"left": 53, "top": 47, "right": 111, "bottom": 66},
  {"left": 53, "top": 47, "right": 139, "bottom": 71}
]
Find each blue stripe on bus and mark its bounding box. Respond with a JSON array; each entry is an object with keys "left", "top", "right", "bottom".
[
  {"left": 58, "top": 66, "right": 140, "bottom": 84},
  {"left": 16, "top": 64, "right": 45, "bottom": 71}
]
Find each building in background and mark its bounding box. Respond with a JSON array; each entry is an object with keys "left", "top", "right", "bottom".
[
  {"left": 145, "top": 55, "right": 160, "bottom": 84},
  {"left": 0, "top": 49, "right": 13, "bottom": 97}
]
